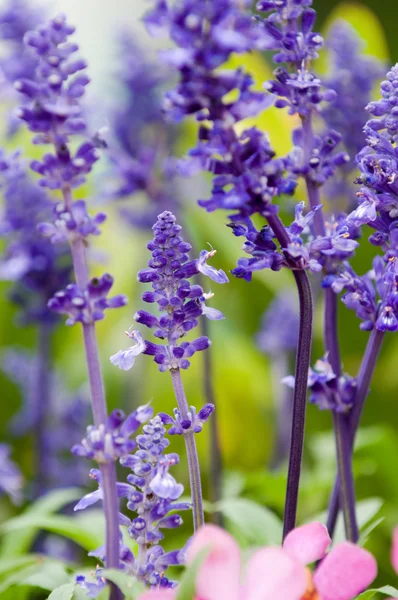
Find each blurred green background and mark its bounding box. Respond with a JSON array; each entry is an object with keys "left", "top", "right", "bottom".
[{"left": 0, "top": 0, "right": 398, "bottom": 595}]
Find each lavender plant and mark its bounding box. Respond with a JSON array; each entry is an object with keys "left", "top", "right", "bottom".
[
  {"left": 75, "top": 406, "right": 188, "bottom": 592},
  {"left": 1, "top": 1, "right": 398, "bottom": 598},
  {"left": 106, "top": 34, "right": 224, "bottom": 516},
  {"left": 111, "top": 210, "right": 227, "bottom": 530},
  {"left": 13, "top": 14, "right": 128, "bottom": 597}
]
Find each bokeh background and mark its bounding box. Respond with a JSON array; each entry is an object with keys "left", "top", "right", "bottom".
[{"left": 0, "top": 0, "right": 398, "bottom": 595}]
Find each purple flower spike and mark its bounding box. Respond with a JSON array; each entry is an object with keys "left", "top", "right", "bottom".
[
  {"left": 48, "top": 274, "right": 127, "bottom": 325},
  {"left": 110, "top": 211, "right": 226, "bottom": 371},
  {"left": 14, "top": 14, "right": 101, "bottom": 189}
]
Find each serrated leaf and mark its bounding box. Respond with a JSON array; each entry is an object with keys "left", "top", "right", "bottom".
[
  {"left": 175, "top": 547, "right": 210, "bottom": 600},
  {"left": 101, "top": 569, "right": 144, "bottom": 599},
  {"left": 47, "top": 583, "right": 75, "bottom": 600},
  {"left": 217, "top": 497, "right": 282, "bottom": 546}
]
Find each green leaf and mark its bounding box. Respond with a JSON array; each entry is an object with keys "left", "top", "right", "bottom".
[
  {"left": 217, "top": 497, "right": 282, "bottom": 546},
  {"left": 175, "top": 547, "right": 210, "bottom": 600},
  {"left": 101, "top": 569, "right": 145, "bottom": 599},
  {"left": 47, "top": 583, "right": 75, "bottom": 600},
  {"left": 21, "top": 563, "right": 70, "bottom": 590},
  {"left": 0, "top": 564, "right": 42, "bottom": 594},
  {"left": 0, "top": 488, "right": 82, "bottom": 557},
  {"left": 0, "top": 556, "right": 39, "bottom": 579},
  {"left": 309, "top": 498, "right": 383, "bottom": 546},
  {"left": 1, "top": 509, "right": 104, "bottom": 552},
  {"left": 357, "top": 585, "right": 398, "bottom": 599}
]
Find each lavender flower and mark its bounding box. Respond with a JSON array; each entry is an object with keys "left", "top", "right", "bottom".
[
  {"left": 0, "top": 444, "right": 23, "bottom": 503},
  {"left": 15, "top": 14, "right": 126, "bottom": 587},
  {"left": 0, "top": 0, "right": 44, "bottom": 136},
  {"left": 105, "top": 34, "right": 180, "bottom": 228},
  {"left": 75, "top": 413, "right": 187, "bottom": 590},
  {"left": 322, "top": 22, "right": 383, "bottom": 210},
  {"left": 144, "top": 0, "right": 316, "bottom": 539},
  {"left": 111, "top": 211, "right": 226, "bottom": 532},
  {"left": 110, "top": 211, "right": 227, "bottom": 372},
  {"left": 2, "top": 348, "right": 90, "bottom": 489},
  {"left": 0, "top": 151, "right": 72, "bottom": 323},
  {"left": 15, "top": 14, "right": 100, "bottom": 189}
]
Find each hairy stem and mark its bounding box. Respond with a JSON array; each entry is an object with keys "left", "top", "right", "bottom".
[
  {"left": 34, "top": 322, "right": 52, "bottom": 497},
  {"left": 63, "top": 188, "right": 121, "bottom": 600},
  {"left": 170, "top": 368, "right": 204, "bottom": 531},
  {"left": 326, "top": 328, "right": 385, "bottom": 537}
]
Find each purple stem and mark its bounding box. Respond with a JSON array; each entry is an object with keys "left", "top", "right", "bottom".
[
  {"left": 326, "top": 328, "right": 385, "bottom": 537},
  {"left": 63, "top": 188, "right": 122, "bottom": 600},
  {"left": 302, "top": 113, "right": 358, "bottom": 541},
  {"left": 34, "top": 322, "right": 52, "bottom": 497},
  {"left": 266, "top": 213, "right": 313, "bottom": 540},
  {"left": 325, "top": 289, "right": 358, "bottom": 542},
  {"left": 170, "top": 368, "right": 204, "bottom": 531},
  {"left": 201, "top": 316, "right": 223, "bottom": 525}
]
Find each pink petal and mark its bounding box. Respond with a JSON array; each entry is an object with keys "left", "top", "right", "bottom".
[
  {"left": 283, "top": 522, "right": 331, "bottom": 564},
  {"left": 186, "top": 524, "right": 241, "bottom": 600},
  {"left": 392, "top": 527, "right": 398, "bottom": 574},
  {"left": 138, "top": 592, "right": 175, "bottom": 600},
  {"left": 314, "top": 541, "right": 377, "bottom": 600},
  {"left": 244, "top": 547, "right": 307, "bottom": 600}
]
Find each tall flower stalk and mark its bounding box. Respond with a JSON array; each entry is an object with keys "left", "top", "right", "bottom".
[
  {"left": 106, "top": 34, "right": 224, "bottom": 512},
  {"left": 14, "top": 15, "right": 128, "bottom": 597},
  {"left": 111, "top": 211, "right": 228, "bottom": 530},
  {"left": 325, "top": 63, "right": 398, "bottom": 535}
]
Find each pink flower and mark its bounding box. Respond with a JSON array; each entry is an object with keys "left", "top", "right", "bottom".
[
  {"left": 392, "top": 527, "right": 398, "bottom": 575},
  {"left": 139, "top": 522, "right": 377, "bottom": 600}
]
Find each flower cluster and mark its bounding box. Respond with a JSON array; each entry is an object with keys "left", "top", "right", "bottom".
[
  {"left": 111, "top": 211, "right": 227, "bottom": 372},
  {"left": 284, "top": 357, "right": 357, "bottom": 413},
  {"left": 325, "top": 65, "right": 398, "bottom": 332},
  {"left": 75, "top": 410, "right": 187, "bottom": 592},
  {"left": 2, "top": 348, "right": 89, "bottom": 488},
  {"left": 322, "top": 22, "right": 383, "bottom": 209},
  {"left": 0, "top": 444, "right": 23, "bottom": 503},
  {"left": 72, "top": 405, "right": 153, "bottom": 463},
  {"left": 0, "top": 0, "right": 44, "bottom": 136},
  {"left": 15, "top": 14, "right": 101, "bottom": 189},
  {"left": 48, "top": 274, "right": 127, "bottom": 326},
  {"left": 0, "top": 151, "right": 72, "bottom": 323},
  {"left": 106, "top": 34, "right": 180, "bottom": 228}
]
